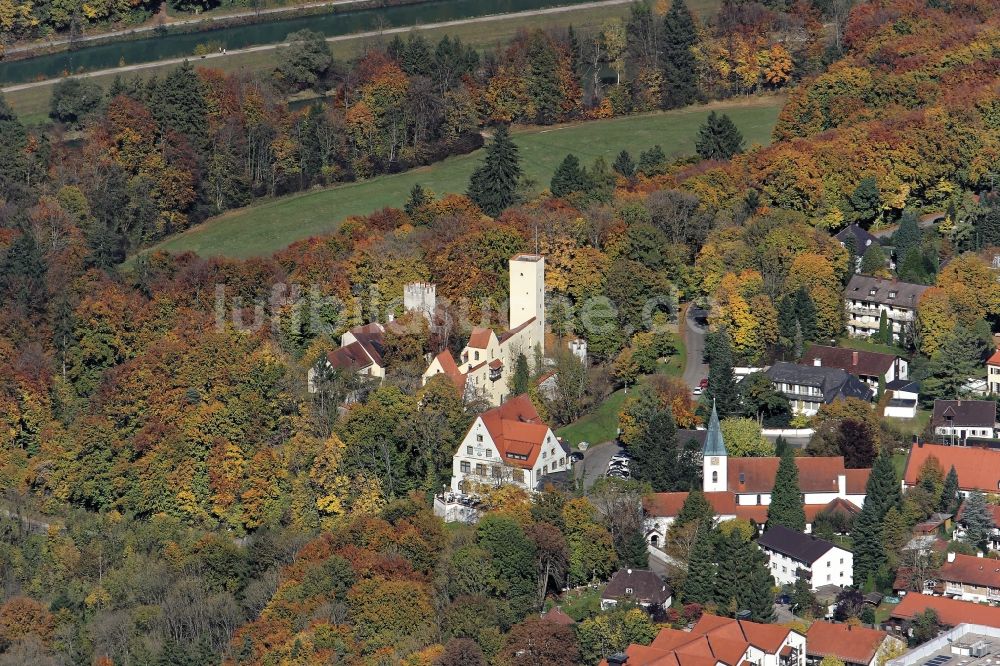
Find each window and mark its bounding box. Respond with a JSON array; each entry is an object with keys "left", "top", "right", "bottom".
[
  {"left": 474, "top": 351, "right": 479, "bottom": 360},
  {"left": 485, "top": 449, "right": 492, "bottom": 458},
  {"left": 543, "top": 464, "right": 548, "bottom": 474},
  {"left": 625, "top": 587, "right": 633, "bottom": 594},
  {"left": 739, "top": 473, "right": 746, "bottom": 484},
  {"left": 460, "top": 461, "right": 470, "bottom": 473},
  {"left": 827, "top": 574, "right": 831, "bottom": 581},
  {"left": 712, "top": 471, "right": 718, "bottom": 483},
  {"left": 492, "top": 466, "right": 502, "bottom": 479},
  {"left": 542, "top": 450, "right": 546, "bottom": 459},
  {"left": 560, "top": 457, "right": 565, "bottom": 467},
  {"left": 476, "top": 434, "right": 483, "bottom": 442},
  {"left": 869, "top": 288, "right": 877, "bottom": 296},
  {"left": 467, "top": 446, "right": 473, "bottom": 455},
  {"left": 888, "top": 291, "right": 897, "bottom": 299},
  {"left": 757, "top": 494, "right": 762, "bottom": 505},
  {"left": 476, "top": 464, "right": 486, "bottom": 476},
  {"left": 513, "top": 469, "right": 524, "bottom": 483}
]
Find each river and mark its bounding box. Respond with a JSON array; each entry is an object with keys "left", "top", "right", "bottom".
[{"left": 0, "top": 0, "right": 596, "bottom": 85}]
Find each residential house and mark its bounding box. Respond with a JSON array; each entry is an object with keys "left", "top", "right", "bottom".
[
  {"left": 885, "top": 379, "right": 920, "bottom": 419},
  {"left": 836, "top": 224, "right": 883, "bottom": 272},
  {"left": 600, "top": 568, "right": 672, "bottom": 611},
  {"left": 806, "top": 621, "right": 904, "bottom": 666},
  {"left": 937, "top": 552, "right": 1000, "bottom": 604},
  {"left": 932, "top": 400, "right": 998, "bottom": 442},
  {"left": 844, "top": 275, "right": 928, "bottom": 342},
  {"left": 598, "top": 614, "right": 806, "bottom": 666},
  {"left": 885, "top": 595, "right": 1000, "bottom": 635},
  {"left": 765, "top": 361, "right": 874, "bottom": 416},
  {"left": 422, "top": 254, "right": 546, "bottom": 406},
  {"left": 757, "top": 525, "right": 853, "bottom": 590},
  {"left": 955, "top": 501, "right": 1000, "bottom": 550},
  {"left": 803, "top": 344, "right": 908, "bottom": 390},
  {"left": 447, "top": 393, "right": 568, "bottom": 494},
  {"left": 903, "top": 443, "right": 1000, "bottom": 497},
  {"left": 989, "top": 349, "right": 1000, "bottom": 394},
  {"left": 307, "top": 322, "right": 386, "bottom": 398},
  {"left": 643, "top": 404, "right": 868, "bottom": 545}
]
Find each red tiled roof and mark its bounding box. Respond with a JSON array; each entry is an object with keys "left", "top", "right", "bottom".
[
  {"left": 988, "top": 349, "right": 1000, "bottom": 366},
  {"left": 806, "top": 621, "right": 888, "bottom": 665},
  {"left": 467, "top": 327, "right": 494, "bottom": 349},
  {"left": 728, "top": 457, "right": 868, "bottom": 494},
  {"left": 644, "top": 492, "right": 860, "bottom": 526},
  {"left": 903, "top": 444, "right": 1000, "bottom": 493},
  {"left": 428, "top": 351, "right": 467, "bottom": 392},
  {"left": 938, "top": 553, "right": 1000, "bottom": 589},
  {"left": 498, "top": 316, "right": 536, "bottom": 343},
  {"left": 488, "top": 359, "right": 503, "bottom": 369},
  {"left": 804, "top": 345, "right": 897, "bottom": 378},
  {"left": 480, "top": 394, "right": 551, "bottom": 469},
  {"left": 891, "top": 593, "right": 1000, "bottom": 628},
  {"left": 603, "top": 614, "right": 796, "bottom": 666},
  {"left": 327, "top": 341, "right": 375, "bottom": 372}
]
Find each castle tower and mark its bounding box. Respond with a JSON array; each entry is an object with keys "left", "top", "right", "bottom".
[
  {"left": 702, "top": 400, "right": 728, "bottom": 492},
  {"left": 404, "top": 282, "right": 436, "bottom": 322},
  {"left": 509, "top": 254, "right": 545, "bottom": 335}
]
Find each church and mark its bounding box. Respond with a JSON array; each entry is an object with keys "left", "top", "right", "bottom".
[
  {"left": 422, "top": 254, "right": 546, "bottom": 406},
  {"left": 643, "top": 403, "right": 870, "bottom": 548}
]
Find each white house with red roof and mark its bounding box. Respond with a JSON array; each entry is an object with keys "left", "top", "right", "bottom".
[
  {"left": 422, "top": 254, "right": 545, "bottom": 406},
  {"left": 449, "top": 393, "right": 569, "bottom": 493},
  {"left": 599, "top": 614, "right": 806, "bottom": 666}
]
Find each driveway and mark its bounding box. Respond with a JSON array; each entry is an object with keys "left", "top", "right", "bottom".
[
  {"left": 575, "top": 440, "right": 624, "bottom": 490},
  {"left": 682, "top": 306, "right": 708, "bottom": 391}
]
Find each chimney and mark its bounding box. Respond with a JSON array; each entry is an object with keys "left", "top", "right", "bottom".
[
  {"left": 948, "top": 551, "right": 957, "bottom": 563},
  {"left": 852, "top": 351, "right": 859, "bottom": 366},
  {"left": 814, "top": 357, "right": 822, "bottom": 367},
  {"left": 978, "top": 551, "right": 984, "bottom": 558},
  {"left": 837, "top": 474, "right": 846, "bottom": 497}
]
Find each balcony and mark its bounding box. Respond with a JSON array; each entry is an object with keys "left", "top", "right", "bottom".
[{"left": 489, "top": 359, "right": 503, "bottom": 382}]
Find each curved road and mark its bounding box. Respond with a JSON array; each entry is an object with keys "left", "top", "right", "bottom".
[{"left": 1, "top": 0, "right": 635, "bottom": 94}]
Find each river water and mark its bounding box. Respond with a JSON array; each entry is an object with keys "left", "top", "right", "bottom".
[{"left": 0, "top": 0, "right": 593, "bottom": 85}]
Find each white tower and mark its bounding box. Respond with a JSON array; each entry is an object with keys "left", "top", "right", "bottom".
[
  {"left": 404, "top": 282, "right": 436, "bottom": 322},
  {"left": 509, "top": 254, "right": 545, "bottom": 333},
  {"left": 702, "top": 400, "right": 728, "bottom": 492}
]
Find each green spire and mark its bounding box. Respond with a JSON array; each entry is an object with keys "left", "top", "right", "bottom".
[{"left": 703, "top": 399, "right": 727, "bottom": 457}]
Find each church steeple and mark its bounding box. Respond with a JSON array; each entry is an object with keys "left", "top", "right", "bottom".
[
  {"left": 703, "top": 399, "right": 727, "bottom": 457},
  {"left": 703, "top": 399, "right": 728, "bottom": 492}
]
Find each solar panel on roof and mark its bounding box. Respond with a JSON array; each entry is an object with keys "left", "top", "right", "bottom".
[{"left": 924, "top": 657, "right": 953, "bottom": 666}]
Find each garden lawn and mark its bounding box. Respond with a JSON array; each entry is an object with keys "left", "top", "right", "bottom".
[
  {"left": 143, "top": 95, "right": 784, "bottom": 259},
  {"left": 558, "top": 327, "right": 686, "bottom": 446}
]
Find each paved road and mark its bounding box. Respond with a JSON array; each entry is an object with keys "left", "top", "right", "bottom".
[
  {"left": 1, "top": 0, "right": 636, "bottom": 94},
  {"left": 3, "top": 0, "right": 374, "bottom": 56},
  {"left": 575, "top": 439, "right": 624, "bottom": 490},
  {"left": 682, "top": 306, "right": 708, "bottom": 391}
]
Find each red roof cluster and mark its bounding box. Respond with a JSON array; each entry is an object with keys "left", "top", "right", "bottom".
[
  {"left": 599, "top": 614, "right": 799, "bottom": 666},
  {"left": 643, "top": 492, "right": 860, "bottom": 526},
  {"left": 728, "top": 457, "right": 868, "bottom": 495}
]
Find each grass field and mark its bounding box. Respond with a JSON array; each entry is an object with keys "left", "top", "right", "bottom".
[
  {"left": 146, "top": 95, "right": 783, "bottom": 259},
  {"left": 5, "top": 0, "right": 723, "bottom": 121}
]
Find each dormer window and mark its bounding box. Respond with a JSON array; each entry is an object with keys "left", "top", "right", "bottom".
[
  {"left": 739, "top": 472, "right": 746, "bottom": 484},
  {"left": 888, "top": 290, "right": 897, "bottom": 299},
  {"left": 625, "top": 587, "right": 633, "bottom": 594},
  {"left": 869, "top": 288, "right": 877, "bottom": 296}
]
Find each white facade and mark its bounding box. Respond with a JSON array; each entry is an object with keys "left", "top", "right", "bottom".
[
  {"left": 703, "top": 453, "right": 727, "bottom": 492},
  {"left": 885, "top": 386, "right": 919, "bottom": 419},
  {"left": 449, "top": 415, "right": 567, "bottom": 493},
  {"left": 762, "top": 543, "right": 853, "bottom": 590},
  {"left": 403, "top": 282, "right": 436, "bottom": 322},
  {"left": 757, "top": 631, "right": 807, "bottom": 666},
  {"left": 422, "top": 255, "right": 546, "bottom": 406}
]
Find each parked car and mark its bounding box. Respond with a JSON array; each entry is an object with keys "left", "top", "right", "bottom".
[{"left": 570, "top": 451, "right": 585, "bottom": 462}]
